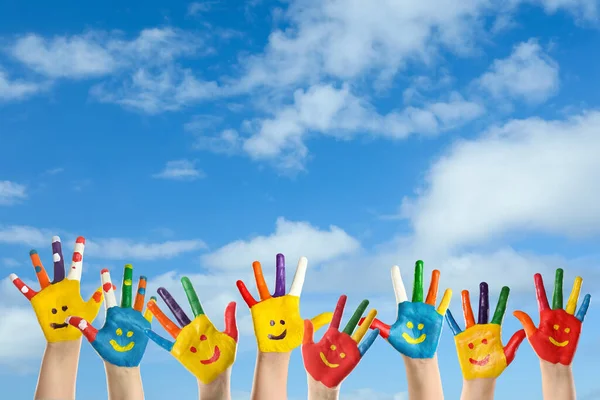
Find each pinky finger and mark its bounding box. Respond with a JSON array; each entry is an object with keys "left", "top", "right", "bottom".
[
  {"left": 145, "top": 329, "right": 174, "bottom": 352},
  {"left": 66, "top": 316, "right": 98, "bottom": 343},
  {"left": 9, "top": 273, "right": 37, "bottom": 300},
  {"left": 358, "top": 329, "right": 379, "bottom": 356}
]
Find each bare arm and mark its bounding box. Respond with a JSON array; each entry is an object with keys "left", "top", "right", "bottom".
[
  {"left": 104, "top": 363, "right": 144, "bottom": 400},
  {"left": 403, "top": 356, "right": 444, "bottom": 400},
  {"left": 540, "top": 361, "right": 575, "bottom": 400},
  {"left": 307, "top": 375, "right": 339, "bottom": 400},
  {"left": 460, "top": 378, "right": 495, "bottom": 400},
  {"left": 251, "top": 352, "right": 291, "bottom": 400},
  {"left": 198, "top": 367, "right": 232, "bottom": 400},
  {"left": 35, "top": 339, "right": 82, "bottom": 400}
]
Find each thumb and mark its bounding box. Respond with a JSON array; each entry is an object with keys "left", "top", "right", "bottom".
[
  {"left": 224, "top": 302, "right": 238, "bottom": 342},
  {"left": 513, "top": 310, "right": 536, "bottom": 337},
  {"left": 66, "top": 316, "right": 98, "bottom": 343},
  {"left": 310, "top": 311, "right": 333, "bottom": 331},
  {"left": 504, "top": 329, "right": 527, "bottom": 365},
  {"left": 303, "top": 319, "right": 314, "bottom": 345}
]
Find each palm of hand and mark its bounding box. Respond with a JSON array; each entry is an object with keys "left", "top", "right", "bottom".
[
  {"left": 455, "top": 324, "right": 507, "bottom": 380},
  {"left": 388, "top": 302, "right": 443, "bottom": 359},
  {"left": 251, "top": 295, "right": 303, "bottom": 352}
]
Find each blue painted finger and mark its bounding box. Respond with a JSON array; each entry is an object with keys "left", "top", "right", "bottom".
[
  {"left": 144, "top": 329, "right": 174, "bottom": 352},
  {"left": 358, "top": 328, "right": 379, "bottom": 356}
]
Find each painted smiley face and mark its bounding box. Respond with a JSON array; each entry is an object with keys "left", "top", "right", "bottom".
[
  {"left": 319, "top": 344, "right": 347, "bottom": 368},
  {"left": 455, "top": 324, "right": 507, "bottom": 380},
  {"left": 401, "top": 321, "right": 427, "bottom": 344},
  {"left": 171, "top": 315, "right": 237, "bottom": 384},
  {"left": 250, "top": 296, "right": 304, "bottom": 352},
  {"left": 268, "top": 319, "right": 287, "bottom": 340},
  {"left": 549, "top": 324, "right": 571, "bottom": 347},
  {"left": 109, "top": 327, "right": 136, "bottom": 352},
  {"left": 386, "top": 302, "right": 443, "bottom": 359}
]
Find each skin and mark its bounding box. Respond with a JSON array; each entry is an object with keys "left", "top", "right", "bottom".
[
  {"left": 104, "top": 363, "right": 144, "bottom": 400},
  {"left": 251, "top": 351, "right": 291, "bottom": 400},
  {"left": 35, "top": 339, "right": 82, "bottom": 400},
  {"left": 403, "top": 356, "right": 444, "bottom": 400},
  {"left": 540, "top": 361, "right": 575, "bottom": 400},
  {"left": 460, "top": 378, "right": 496, "bottom": 400},
  {"left": 198, "top": 367, "right": 233, "bottom": 400}
]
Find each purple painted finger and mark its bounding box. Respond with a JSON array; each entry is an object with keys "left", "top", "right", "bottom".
[
  {"left": 478, "top": 282, "right": 490, "bottom": 324},
  {"left": 157, "top": 287, "right": 192, "bottom": 327},
  {"left": 273, "top": 253, "right": 286, "bottom": 297},
  {"left": 51, "top": 236, "right": 65, "bottom": 283}
]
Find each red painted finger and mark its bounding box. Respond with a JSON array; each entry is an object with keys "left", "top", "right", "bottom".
[
  {"left": 504, "top": 329, "right": 527, "bottom": 365},
  {"left": 330, "top": 295, "right": 347, "bottom": 330},
  {"left": 224, "top": 301, "right": 238, "bottom": 342},
  {"left": 303, "top": 319, "right": 315, "bottom": 345},
  {"left": 66, "top": 316, "right": 98, "bottom": 343},
  {"left": 534, "top": 273, "right": 550, "bottom": 312},
  {"left": 236, "top": 280, "right": 258, "bottom": 307},
  {"left": 358, "top": 317, "right": 391, "bottom": 339},
  {"left": 9, "top": 273, "right": 37, "bottom": 300}
]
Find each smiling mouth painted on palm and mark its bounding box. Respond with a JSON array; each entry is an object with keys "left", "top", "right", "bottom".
[
  {"left": 50, "top": 323, "right": 69, "bottom": 329},
  {"left": 268, "top": 330, "right": 287, "bottom": 340}
]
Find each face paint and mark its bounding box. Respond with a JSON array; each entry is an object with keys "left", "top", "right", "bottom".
[
  {"left": 302, "top": 295, "right": 379, "bottom": 388},
  {"left": 236, "top": 254, "right": 333, "bottom": 353},
  {"left": 446, "top": 283, "right": 526, "bottom": 380},
  {"left": 514, "top": 269, "right": 590, "bottom": 365},
  {"left": 10, "top": 236, "right": 103, "bottom": 343},
  {"left": 67, "top": 266, "right": 153, "bottom": 367},
  {"left": 358, "top": 261, "right": 452, "bottom": 359},
  {"left": 145, "top": 278, "right": 239, "bottom": 384}
]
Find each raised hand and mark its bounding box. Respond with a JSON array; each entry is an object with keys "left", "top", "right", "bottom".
[
  {"left": 302, "top": 295, "right": 379, "bottom": 388},
  {"left": 513, "top": 268, "right": 591, "bottom": 365},
  {"left": 66, "top": 265, "right": 153, "bottom": 367},
  {"left": 236, "top": 254, "right": 332, "bottom": 352},
  {"left": 10, "top": 236, "right": 103, "bottom": 342},
  {"left": 360, "top": 261, "right": 452, "bottom": 358},
  {"left": 145, "top": 278, "right": 238, "bottom": 384},
  {"left": 445, "top": 283, "right": 526, "bottom": 380}
]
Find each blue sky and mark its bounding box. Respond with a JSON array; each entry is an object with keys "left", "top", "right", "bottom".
[{"left": 1, "top": 0, "right": 600, "bottom": 398}]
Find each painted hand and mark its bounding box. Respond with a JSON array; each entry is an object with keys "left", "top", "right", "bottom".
[
  {"left": 302, "top": 295, "right": 379, "bottom": 388},
  {"left": 236, "top": 254, "right": 333, "bottom": 352},
  {"left": 66, "top": 265, "right": 153, "bottom": 367},
  {"left": 10, "top": 236, "right": 103, "bottom": 342},
  {"left": 145, "top": 278, "right": 238, "bottom": 385},
  {"left": 359, "top": 261, "right": 452, "bottom": 359},
  {"left": 445, "top": 283, "right": 526, "bottom": 380},
  {"left": 513, "top": 268, "right": 591, "bottom": 365}
]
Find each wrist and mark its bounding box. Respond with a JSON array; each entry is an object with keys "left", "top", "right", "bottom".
[
  {"left": 461, "top": 378, "right": 496, "bottom": 400},
  {"left": 539, "top": 360, "right": 575, "bottom": 400},
  {"left": 104, "top": 363, "right": 143, "bottom": 400},
  {"left": 45, "top": 338, "right": 82, "bottom": 358},
  {"left": 197, "top": 368, "right": 231, "bottom": 400},
  {"left": 307, "top": 374, "right": 339, "bottom": 400},
  {"left": 540, "top": 360, "right": 572, "bottom": 378}
]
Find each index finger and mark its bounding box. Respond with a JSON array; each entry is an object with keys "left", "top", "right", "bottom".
[
  {"left": 29, "top": 250, "right": 50, "bottom": 289},
  {"left": 391, "top": 265, "right": 408, "bottom": 304},
  {"left": 330, "top": 295, "right": 347, "bottom": 330},
  {"left": 461, "top": 290, "right": 475, "bottom": 328},
  {"left": 534, "top": 273, "right": 550, "bottom": 312},
  {"left": 253, "top": 261, "right": 271, "bottom": 300}
]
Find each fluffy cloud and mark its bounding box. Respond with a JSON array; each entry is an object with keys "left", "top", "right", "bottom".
[
  {"left": 0, "top": 70, "right": 44, "bottom": 101},
  {"left": 0, "top": 181, "right": 27, "bottom": 205},
  {"left": 477, "top": 39, "right": 559, "bottom": 103},
  {"left": 152, "top": 159, "right": 206, "bottom": 181}
]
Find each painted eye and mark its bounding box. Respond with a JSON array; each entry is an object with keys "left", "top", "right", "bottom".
[
  {"left": 468, "top": 342, "right": 474, "bottom": 349},
  {"left": 200, "top": 335, "right": 207, "bottom": 341},
  {"left": 62, "top": 305, "right": 68, "bottom": 312},
  {"left": 553, "top": 324, "right": 560, "bottom": 330},
  {"left": 417, "top": 323, "right": 424, "bottom": 330},
  {"left": 406, "top": 321, "right": 414, "bottom": 329},
  {"left": 564, "top": 328, "right": 571, "bottom": 333},
  {"left": 330, "top": 345, "right": 337, "bottom": 351},
  {"left": 190, "top": 346, "right": 197, "bottom": 353},
  {"left": 280, "top": 320, "right": 285, "bottom": 325},
  {"left": 482, "top": 339, "right": 488, "bottom": 345},
  {"left": 116, "top": 328, "right": 123, "bottom": 336},
  {"left": 269, "top": 320, "right": 275, "bottom": 326},
  {"left": 340, "top": 353, "right": 346, "bottom": 358},
  {"left": 51, "top": 308, "right": 57, "bottom": 314},
  {"left": 126, "top": 331, "right": 134, "bottom": 338}
]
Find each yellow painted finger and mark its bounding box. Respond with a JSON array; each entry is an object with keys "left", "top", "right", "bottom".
[
  {"left": 352, "top": 309, "right": 377, "bottom": 343},
  {"left": 436, "top": 289, "right": 453, "bottom": 316},
  {"left": 310, "top": 311, "right": 333, "bottom": 331},
  {"left": 252, "top": 261, "right": 272, "bottom": 300},
  {"left": 144, "top": 297, "right": 157, "bottom": 322},
  {"left": 565, "top": 277, "right": 583, "bottom": 315}
]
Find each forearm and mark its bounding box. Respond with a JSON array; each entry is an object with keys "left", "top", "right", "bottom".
[
  {"left": 251, "top": 352, "right": 291, "bottom": 400},
  {"left": 460, "top": 378, "right": 495, "bottom": 400},
  {"left": 540, "top": 361, "right": 576, "bottom": 400},
  {"left": 35, "top": 339, "right": 82, "bottom": 400},
  {"left": 307, "top": 374, "right": 339, "bottom": 400},
  {"left": 104, "top": 363, "right": 144, "bottom": 400},
  {"left": 198, "top": 368, "right": 232, "bottom": 400},
  {"left": 403, "top": 356, "right": 444, "bottom": 400}
]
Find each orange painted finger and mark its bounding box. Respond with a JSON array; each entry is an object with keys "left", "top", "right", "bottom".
[
  {"left": 461, "top": 290, "right": 476, "bottom": 328},
  {"left": 147, "top": 300, "right": 181, "bottom": 339},
  {"left": 425, "top": 269, "right": 440, "bottom": 305},
  {"left": 133, "top": 276, "right": 147, "bottom": 312},
  {"left": 252, "top": 261, "right": 271, "bottom": 300},
  {"left": 29, "top": 250, "right": 50, "bottom": 289}
]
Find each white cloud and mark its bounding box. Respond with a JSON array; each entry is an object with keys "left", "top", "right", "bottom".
[
  {"left": 201, "top": 217, "right": 361, "bottom": 270},
  {"left": 0, "top": 225, "right": 207, "bottom": 260},
  {"left": 0, "top": 69, "right": 43, "bottom": 101},
  {"left": 401, "top": 110, "right": 600, "bottom": 252},
  {"left": 477, "top": 39, "right": 559, "bottom": 103},
  {"left": 153, "top": 159, "right": 206, "bottom": 181},
  {"left": 0, "top": 305, "right": 44, "bottom": 364},
  {"left": 0, "top": 181, "right": 27, "bottom": 205},
  {"left": 187, "top": 1, "right": 217, "bottom": 15},
  {"left": 242, "top": 84, "right": 484, "bottom": 170}
]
